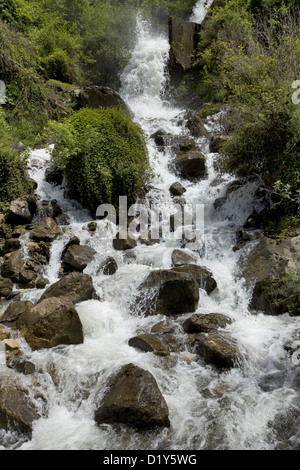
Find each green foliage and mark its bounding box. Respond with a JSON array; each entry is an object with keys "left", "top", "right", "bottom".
[{"left": 47, "top": 108, "right": 150, "bottom": 214}]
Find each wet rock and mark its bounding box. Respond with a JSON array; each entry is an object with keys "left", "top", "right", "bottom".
[
  {"left": 195, "top": 332, "right": 243, "bottom": 369},
  {"left": 239, "top": 235, "right": 300, "bottom": 316},
  {"left": 183, "top": 313, "right": 233, "bottom": 333},
  {"left": 174, "top": 150, "right": 207, "bottom": 181},
  {"left": 62, "top": 244, "right": 96, "bottom": 272},
  {"left": 76, "top": 86, "right": 133, "bottom": 118},
  {"left": 35, "top": 277, "right": 50, "bottom": 289},
  {"left": 0, "top": 376, "right": 41, "bottom": 435},
  {"left": 128, "top": 333, "right": 170, "bottom": 356},
  {"left": 97, "top": 257, "right": 118, "bottom": 276},
  {"left": 94, "top": 363, "right": 170, "bottom": 429},
  {"left": 150, "top": 129, "right": 166, "bottom": 146},
  {"left": 1, "top": 251, "right": 24, "bottom": 283},
  {"left": 113, "top": 232, "right": 137, "bottom": 251},
  {"left": 0, "top": 278, "right": 13, "bottom": 299},
  {"left": 0, "top": 325, "right": 10, "bottom": 340},
  {"left": 30, "top": 217, "right": 61, "bottom": 243},
  {"left": 2, "top": 338, "right": 20, "bottom": 354},
  {"left": 136, "top": 269, "right": 199, "bottom": 316},
  {"left": 39, "top": 272, "right": 96, "bottom": 305},
  {"left": 6, "top": 356, "right": 36, "bottom": 375},
  {"left": 185, "top": 111, "right": 207, "bottom": 137},
  {"left": 15, "top": 296, "right": 84, "bottom": 350},
  {"left": 45, "top": 165, "right": 64, "bottom": 186},
  {"left": 171, "top": 249, "right": 198, "bottom": 267},
  {"left": 169, "top": 182, "right": 187, "bottom": 197},
  {"left": 1, "top": 300, "right": 34, "bottom": 323},
  {"left": 171, "top": 264, "right": 217, "bottom": 295},
  {"left": 18, "top": 269, "right": 37, "bottom": 286}
]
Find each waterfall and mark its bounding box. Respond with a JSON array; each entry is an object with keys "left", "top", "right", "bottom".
[
  {"left": 1, "top": 12, "right": 300, "bottom": 452},
  {"left": 190, "top": 0, "right": 215, "bottom": 24}
]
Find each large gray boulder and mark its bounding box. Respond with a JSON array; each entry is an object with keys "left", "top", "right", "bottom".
[
  {"left": 174, "top": 150, "right": 207, "bottom": 181},
  {"left": 168, "top": 17, "right": 201, "bottom": 73},
  {"left": 94, "top": 363, "right": 170, "bottom": 429}
]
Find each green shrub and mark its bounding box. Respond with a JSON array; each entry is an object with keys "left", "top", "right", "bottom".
[{"left": 47, "top": 108, "right": 150, "bottom": 214}]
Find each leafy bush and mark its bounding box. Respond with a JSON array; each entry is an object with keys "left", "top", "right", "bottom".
[{"left": 47, "top": 108, "right": 150, "bottom": 214}]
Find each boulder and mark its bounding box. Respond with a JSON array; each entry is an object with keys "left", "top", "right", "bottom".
[
  {"left": 169, "top": 182, "right": 186, "bottom": 197},
  {"left": 209, "top": 135, "right": 229, "bottom": 153},
  {"left": 8, "top": 196, "right": 37, "bottom": 225},
  {"left": 6, "top": 356, "right": 36, "bottom": 375},
  {"left": 0, "top": 325, "right": 10, "bottom": 340},
  {"left": 113, "top": 232, "right": 137, "bottom": 251},
  {"left": 195, "top": 332, "right": 243, "bottom": 369},
  {"left": 171, "top": 264, "right": 217, "bottom": 295},
  {"left": 76, "top": 86, "right": 133, "bottom": 118},
  {"left": 1, "top": 251, "right": 24, "bottom": 283},
  {"left": 30, "top": 217, "right": 61, "bottom": 243},
  {"left": 94, "top": 363, "right": 170, "bottom": 428},
  {"left": 171, "top": 249, "right": 198, "bottom": 267},
  {"left": 97, "top": 257, "right": 118, "bottom": 276},
  {"left": 185, "top": 112, "right": 207, "bottom": 137},
  {"left": 168, "top": 17, "right": 201, "bottom": 73},
  {"left": 3, "top": 238, "right": 21, "bottom": 254},
  {"left": 240, "top": 235, "right": 300, "bottom": 315},
  {"left": 15, "top": 296, "right": 84, "bottom": 350},
  {"left": 0, "top": 278, "right": 13, "bottom": 299},
  {"left": 62, "top": 244, "right": 96, "bottom": 272},
  {"left": 128, "top": 333, "right": 170, "bottom": 356},
  {"left": 183, "top": 313, "right": 233, "bottom": 334},
  {"left": 0, "top": 376, "right": 41, "bottom": 435},
  {"left": 45, "top": 165, "right": 64, "bottom": 186},
  {"left": 1, "top": 300, "right": 34, "bottom": 323},
  {"left": 136, "top": 269, "right": 199, "bottom": 316},
  {"left": 38, "top": 272, "right": 96, "bottom": 305},
  {"left": 174, "top": 150, "right": 207, "bottom": 181}
]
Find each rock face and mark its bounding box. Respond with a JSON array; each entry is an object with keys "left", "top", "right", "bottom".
[
  {"left": 39, "top": 272, "right": 96, "bottom": 305},
  {"left": 94, "top": 363, "right": 170, "bottom": 429},
  {"left": 0, "top": 376, "right": 41, "bottom": 435},
  {"left": 136, "top": 269, "right": 199, "bottom": 316},
  {"left": 240, "top": 235, "right": 300, "bottom": 316},
  {"left": 195, "top": 333, "right": 243, "bottom": 369},
  {"left": 62, "top": 244, "right": 96, "bottom": 272},
  {"left": 30, "top": 217, "right": 61, "bottom": 243},
  {"left": 183, "top": 313, "right": 233, "bottom": 333},
  {"left": 15, "top": 297, "right": 84, "bottom": 350},
  {"left": 76, "top": 86, "right": 133, "bottom": 118},
  {"left": 168, "top": 17, "right": 201, "bottom": 74}
]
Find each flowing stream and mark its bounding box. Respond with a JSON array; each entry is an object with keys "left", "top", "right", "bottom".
[{"left": 1, "top": 7, "right": 300, "bottom": 451}]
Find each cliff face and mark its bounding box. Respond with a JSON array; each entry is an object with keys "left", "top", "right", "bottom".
[{"left": 168, "top": 16, "right": 201, "bottom": 81}]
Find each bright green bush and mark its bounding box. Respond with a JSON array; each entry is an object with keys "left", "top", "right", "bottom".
[{"left": 47, "top": 108, "right": 150, "bottom": 214}]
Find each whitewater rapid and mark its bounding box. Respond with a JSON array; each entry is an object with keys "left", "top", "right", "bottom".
[{"left": 1, "top": 9, "right": 300, "bottom": 451}]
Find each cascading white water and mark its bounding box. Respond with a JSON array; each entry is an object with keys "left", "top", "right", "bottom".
[
  {"left": 190, "top": 0, "right": 215, "bottom": 24},
  {"left": 1, "top": 11, "right": 300, "bottom": 451}
]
